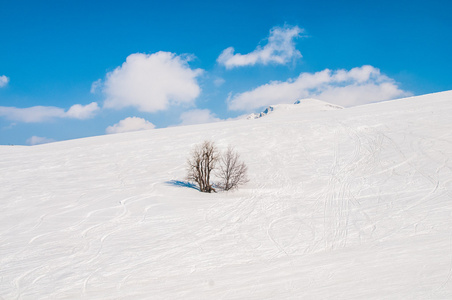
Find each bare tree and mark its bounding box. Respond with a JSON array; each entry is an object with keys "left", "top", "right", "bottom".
[
  {"left": 186, "top": 141, "right": 219, "bottom": 193},
  {"left": 217, "top": 146, "right": 248, "bottom": 191}
]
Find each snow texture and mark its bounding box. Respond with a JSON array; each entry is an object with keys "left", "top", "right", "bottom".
[{"left": 1, "top": 91, "right": 452, "bottom": 299}]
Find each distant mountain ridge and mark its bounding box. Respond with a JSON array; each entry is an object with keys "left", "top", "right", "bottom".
[{"left": 247, "top": 98, "right": 343, "bottom": 119}]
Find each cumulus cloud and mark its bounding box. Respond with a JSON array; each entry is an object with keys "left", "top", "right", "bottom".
[
  {"left": 66, "top": 102, "right": 100, "bottom": 119},
  {"left": 102, "top": 52, "right": 203, "bottom": 112},
  {"left": 227, "top": 65, "right": 411, "bottom": 110},
  {"left": 179, "top": 109, "right": 221, "bottom": 126},
  {"left": 217, "top": 25, "right": 303, "bottom": 68},
  {"left": 26, "top": 136, "right": 55, "bottom": 146},
  {"left": 106, "top": 117, "right": 155, "bottom": 134},
  {"left": 0, "top": 75, "right": 10, "bottom": 87},
  {"left": 0, "top": 102, "right": 100, "bottom": 123}
]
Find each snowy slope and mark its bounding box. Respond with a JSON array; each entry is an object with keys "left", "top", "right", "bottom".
[{"left": 1, "top": 91, "right": 452, "bottom": 299}]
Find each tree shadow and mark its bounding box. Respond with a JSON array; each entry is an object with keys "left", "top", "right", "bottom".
[{"left": 165, "top": 180, "right": 198, "bottom": 190}]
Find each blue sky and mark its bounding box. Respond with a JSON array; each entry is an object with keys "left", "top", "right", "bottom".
[{"left": 0, "top": 0, "right": 451, "bottom": 145}]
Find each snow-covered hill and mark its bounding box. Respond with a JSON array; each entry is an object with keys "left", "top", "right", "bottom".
[{"left": 1, "top": 91, "right": 452, "bottom": 299}]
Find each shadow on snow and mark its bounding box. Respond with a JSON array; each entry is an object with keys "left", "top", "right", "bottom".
[{"left": 165, "top": 180, "right": 198, "bottom": 190}]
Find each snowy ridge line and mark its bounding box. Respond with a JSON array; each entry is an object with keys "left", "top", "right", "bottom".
[{"left": 247, "top": 98, "right": 343, "bottom": 119}]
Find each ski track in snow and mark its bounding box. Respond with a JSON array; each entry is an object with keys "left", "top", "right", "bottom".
[{"left": 1, "top": 92, "right": 452, "bottom": 298}]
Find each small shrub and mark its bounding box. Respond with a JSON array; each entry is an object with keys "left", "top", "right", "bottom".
[
  {"left": 186, "top": 141, "right": 219, "bottom": 193},
  {"left": 217, "top": 146, "right": 249, "bottom": 191},
  {"left": 187, "top": 141, "right": 249, "bottom": 193}
]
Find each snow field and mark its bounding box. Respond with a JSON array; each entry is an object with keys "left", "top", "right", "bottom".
[{"left": 1, "top": 91, "right": 452, "bottom": 298}]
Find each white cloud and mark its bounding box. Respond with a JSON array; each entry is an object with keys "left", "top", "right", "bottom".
[
  {"left": 217, "top": 25, "right": 303, "bottom": 69},
  {"left": 0, "top": 75, "right": 10, "bottom": 87},
  {"left": 2, "top": 122, "right": 16, "bottom": 130},
  {"left": 26, "top": 136, "right": 55, "bottom": 146},
  {"left": 179, "top": 109, "right": 221, "bottom": 126},
  {"left": 0, "top": 106, "right": 66, "bottom": 122},
  {"left": 90, "top": 79, "right": 102, "bottom": 93},
  {"left": 102, "top": 52, "right": 203, "bottom": 112},
  {"left": 227, "top": 65, "right": 411, "bottom": 110},
  {"left": 106, "top": 117, "right": 155, "bottom": 134},
  {"left": 214, "top": 77, "right": 225, "bottom": 87},
  {"left": 0, "top": 102, "right": 100, "bottom": 123},
  {"left": 66, "top": 102, "right": 100, "bottom": 119}
]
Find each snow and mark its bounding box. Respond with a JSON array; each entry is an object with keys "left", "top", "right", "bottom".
[
  {"left": 247, "top": 98, "right": 342, "bottom": 119},
  {"left": 1, "top": 91, "right": 452, "bottom": 299}
]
